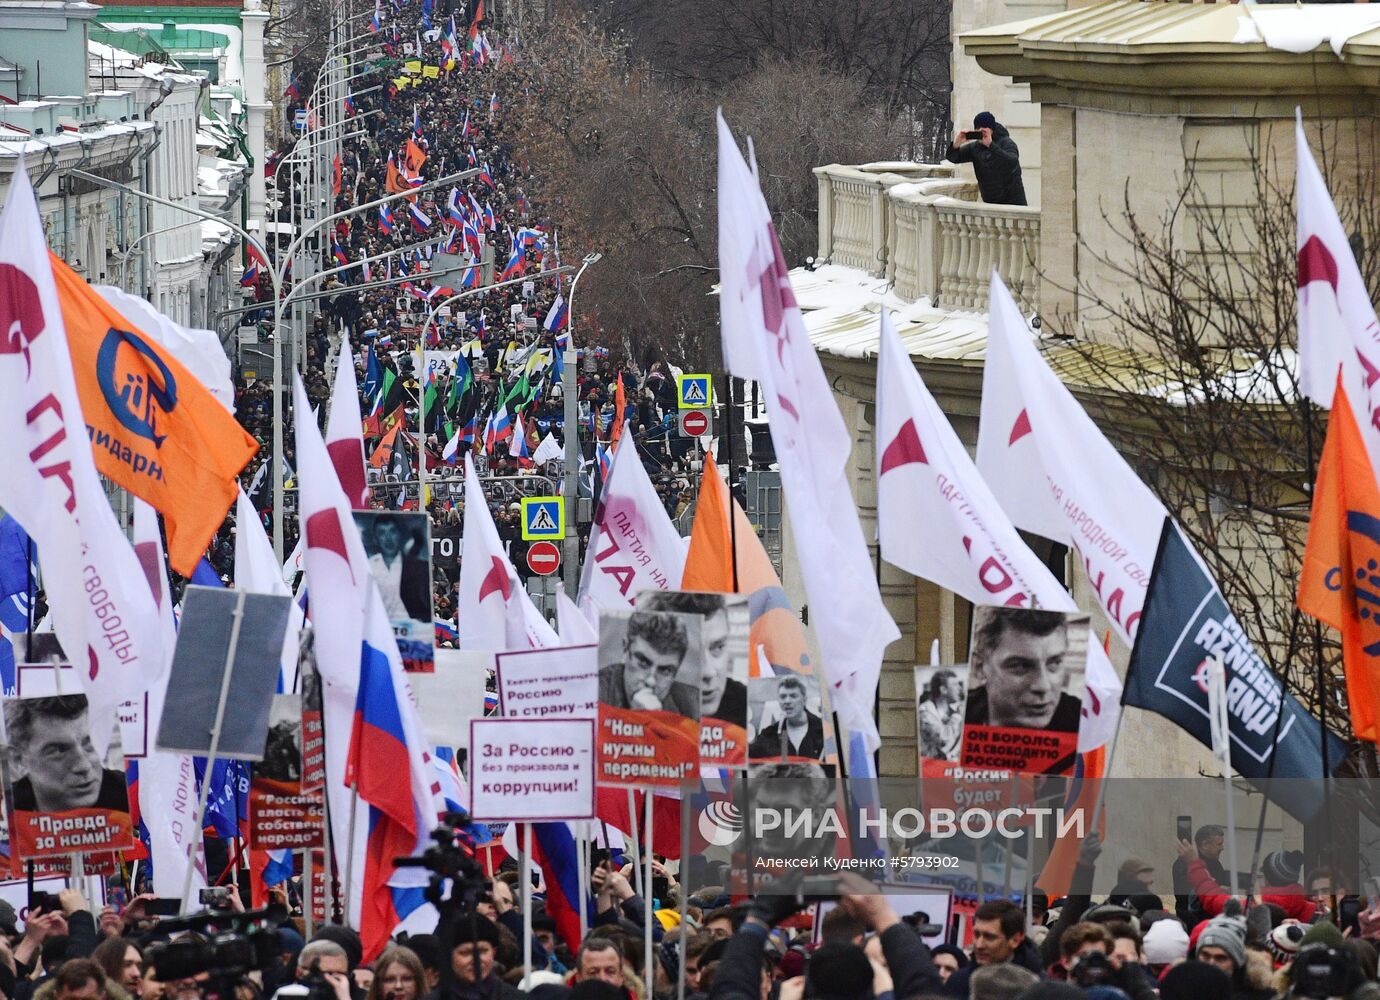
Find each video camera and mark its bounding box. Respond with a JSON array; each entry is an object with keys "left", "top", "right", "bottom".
[
  {"left": 139, "top": 904, "right": 290, "bottom": 1000},
  {"left": 1291, "top": 944, "right": 1353, "bottom": 999},
  {"left": 394, "top": 812, "right": 496, "bottom": 988}
]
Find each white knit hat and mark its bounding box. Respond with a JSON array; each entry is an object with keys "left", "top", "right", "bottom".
[{"left": 1143, "top": 918, "right": 1190, "bottom": 965}]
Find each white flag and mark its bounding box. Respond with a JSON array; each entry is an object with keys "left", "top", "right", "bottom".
[
  {"left": 717, "top": 113, "right": 897, "bottom": 751},
  {"left": 977, "top": 274, "right": 1167, "bottom": 648},
  {"left": 293, "top": 374, "right": 368, "bottom": 888},
  {"left": 325, "top": 336, "right": 369, "bottom": 509},
  {"left": 1295, "top": 112, "right": 1380, "bottom": 480},
  {"left": 131, "top": 499, "right": 206, "bottom": 897},
  {"left": 557, "top": 586, "right": 598, "bottom": 645},
  {"left": 876, "top": 310, "right": 1120, "bottom": 751},
  {"left": 577, "top": 430, "right": 686, "bottom": 609},
  {"left": 0, "top": 162, "right": 164, "bottom": 749},
  {"left": 457, "top": 455, "right": 557, "bottom": 650},
  {"left": 95, "top": 286, "right": 234, "bottom": 412},
  {"left": 533, "top": 433, "right": 563, "bottom": 466},
  {"left": 234, "top": 489, "right": 302, "bottom": 694}
]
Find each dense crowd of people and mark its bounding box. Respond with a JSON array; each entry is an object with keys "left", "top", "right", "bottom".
[{"left": 217, "top": 7, "right": 709, "bottom": 605}]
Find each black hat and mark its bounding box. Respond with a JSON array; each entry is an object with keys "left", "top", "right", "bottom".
[
  {"left": 443, "top": 914, "right": 503, "bottom": 948},
  {"left": 973, "top": 111, "right": 997, "bottom": 129},
  {"left": 1158, "top": 960, "right": 1232, "bottom": 1000},
  {"left": 804, "top": 943, "right": 872, "bottom": 1000},
  {"left": 1262, "top": 849, "right": 1304, "bottom": 887}
]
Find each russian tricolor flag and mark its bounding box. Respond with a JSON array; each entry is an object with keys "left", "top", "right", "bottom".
[
  {"left": 543, "top": 294, "right": 567, "bottom": 332},
  {"left": 370, "top": 3, "right": 382, "bottom": 31},
  {"left": 460, "top": 262, "right": 480, "bottom": 289},
  {"left": 410, "top": 204, "right": 432, "bottom": 233},
  {"left": 477, "top": 165, "right": 495, "bottom": 189},
  {"left": 379, "top": 204, "right": 394, "bottom": 234},
  {"left": 333, "top": 243, "right": 349, "bottom": 268},
  {"left": 240, "top": 258, "right": 259, "bottom": 286},
  {"left": 500, "top": 243, "right": 524, "bottom": 280},
  {"left": 530, "top": 824, "right": 587, "bottom": 952}
]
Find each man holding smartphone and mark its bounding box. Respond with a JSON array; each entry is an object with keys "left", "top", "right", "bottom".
[{"left": 944, "top": 112, "right": 1027, "bottom": 207}]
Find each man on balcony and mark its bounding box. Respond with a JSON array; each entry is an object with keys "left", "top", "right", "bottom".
[{"left": 946, "top": 111, "right": 1027, "bottom": 207}]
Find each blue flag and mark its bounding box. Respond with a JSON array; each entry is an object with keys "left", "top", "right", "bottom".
[
  {"left": 0, "top": 515, "right": 31, "bottom": 604},
  {"left": 1124, "top": 519, "right": 1345, "bottom": 820}
]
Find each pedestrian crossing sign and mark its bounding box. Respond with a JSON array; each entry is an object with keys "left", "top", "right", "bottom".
[
  {"left": 677, "top": 374, "right": 712, "bottom": 409},
  {"left": 521, "top": 496, "right": 565, "bottom": 540}
]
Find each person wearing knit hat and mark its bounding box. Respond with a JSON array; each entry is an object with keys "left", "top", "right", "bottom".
[
  {"left": 802, "top": 942, "right": 873, "bottom": 1000},
  {"left": 1197, "top": 914, "right": 1247, "bottom": 969},
  {"left": 1269, "top": 922, "right": 1306, "bottom": 967},
  {"left": 944, "top": 111, "right": 1027, "bottom": 207},
  {"left": 1158, "top": 961, "right": 1232, "bottom": 1000},
  {"left": 1142, "top": 918, "right": 1189, "bottom": 971}
]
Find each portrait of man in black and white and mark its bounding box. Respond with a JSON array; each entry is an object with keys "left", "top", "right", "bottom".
[{"left": 5, "top": 695, "right": 129, "bottom": 814}]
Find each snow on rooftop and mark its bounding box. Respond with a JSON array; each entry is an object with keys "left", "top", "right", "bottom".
[
  {"left": 1232, "top": 5, "right": 1380, "bottom": 55},
  {"left": 97, "top": 22, "right": 242, "bottom": 84}
]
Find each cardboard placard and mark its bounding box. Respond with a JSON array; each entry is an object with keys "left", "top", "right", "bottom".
[
  {"left": 597, "top": 610, "right": 701, "bottom": 788},
  {"left": 496, "top": 645, "right": 597, "bottom": 720},
  {"left": 469, "top": 718, "right": 595, "bottom": 821},
  {"left": 353, "top": 511, "right": 434, "bottom": 673}
]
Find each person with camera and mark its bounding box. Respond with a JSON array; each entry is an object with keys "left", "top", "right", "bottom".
[
  {"left": 1052, "top": 923, "right": 1155, "bottom": 1000},
  {"left": 943, "top": 112, "right": 1026, "bottom": 207},
  {"left": 1280, "top": 921, "right": 1380, "bottom": 1000}
]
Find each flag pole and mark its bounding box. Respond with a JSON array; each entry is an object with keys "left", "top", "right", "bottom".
[
  {"left": 626, "top": 789, "right": 641, "bottom": 896},
  {"left": 181, "top": 590, "right": 248, "bottom": 913},
  {"left": 521, "top": 823, "right": 533, "bottom": 989},
  {"left": 1208, "top": 657, "right": 1240, "bottom": 899},
  {"left": 643, "top": 792, "right": 654, "bottom": 1000},
  {"left": 677, "top": 798, "right": 689, "bottom": 1000}
]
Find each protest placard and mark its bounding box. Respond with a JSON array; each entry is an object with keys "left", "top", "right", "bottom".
[
  {"left": 354, "top": 511, "right": 434, "bottom": 673},
  {"left": 597, "top": 610, "right": 701, "bottom": 787},
  {"left": 638, "top": 591, "right": 750, "bottom": 769},
  {"left": 496, "top": 645, "right": 597, "bottom": 720},
  {"left": 914, "top": 664, "right": 968, "bottom": 765},
  {"left": 747, "top": 673, "right": 826, "bottom": 763},
  {"left": 249, "top": 695, "right": 324, "bottom": 850},
  {"left": 300, "top": 664, "right": 324, "bottom": 792},
  {"left": 469, "top": 718, "right": 595, "bottom": 821},
  {"left": 157, "top": 588, "right": 290, "bottom": 760},
  {"left": 960, "top": 606, "right": 1086, "bottom": 776},
  {"left": 3, "top": 693, "right": 135, "bottom": 859}
]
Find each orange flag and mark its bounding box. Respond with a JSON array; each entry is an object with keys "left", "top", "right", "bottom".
[
  {"left": 48, "top": 253, "right": 259, "bottom": 576},
  {"left": 386, "top": 158, "right": 410, "bottom": 195},
  {"left": 405, "top": 139, "right": 427, "bottom": 173},
  {"left": 1298, "top": 375, "right": 1380, "bottom": 742},
  {"left": 369, "top": 422, "right": 402, "bottom": 468},
  {"left": 682, "top": 454, "right": 809, "bottom": 677},
  {"left": 610, "top": 374, "right": 626, "bottom": 449}
]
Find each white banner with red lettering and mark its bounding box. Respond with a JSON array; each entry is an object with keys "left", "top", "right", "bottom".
[
  {"left": 977, "top": 274, "right": 1166, "bottom": 648},
  {"left": 876, "top": 310, "right": 1120, "bottom": 751},
  {"left": 0, "top": 163, "right": 164, "bottom": 750},
  {"left": 577, "top": 430, "right": 686, "bottom": 610}
]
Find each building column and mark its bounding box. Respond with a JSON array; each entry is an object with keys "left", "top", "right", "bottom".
[{"left": 242, "top": 1, "right": 270, "bottom": 228}]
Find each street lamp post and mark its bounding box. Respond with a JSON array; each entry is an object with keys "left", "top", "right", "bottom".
[{"left": 561, "top": 252, "right": 602, "bottom": 594}]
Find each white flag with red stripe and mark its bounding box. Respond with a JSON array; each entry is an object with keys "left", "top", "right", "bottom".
[
  {"left": 876, "top": 310, "right": 1120, "bottom": 750},
  {"left": 1295, "top": 111, "right": 1380, "bottom": 482},
  {"left": 977, "top": 274, "right": 1167, "bottom": 649},
  {"left": 717, "top": 113, "right": 897, "bottom": 751},
  {"left": 457, "top": 455, "right": 557, "bottom": 650},
  {"left": 326, "top": 337, "right": 369, "bottom": 509}
]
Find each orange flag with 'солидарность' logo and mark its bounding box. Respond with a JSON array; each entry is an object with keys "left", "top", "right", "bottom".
[
  {"left": 48, "top": 252, "right": 259, "bottom": 576},
  {"left": 1298, "top": 374, "right": 1380, "bottom": 743}
]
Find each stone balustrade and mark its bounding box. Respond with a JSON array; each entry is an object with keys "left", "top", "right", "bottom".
[{"left": 814, "top": 162, "right": 1041, "bottom": 315}]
